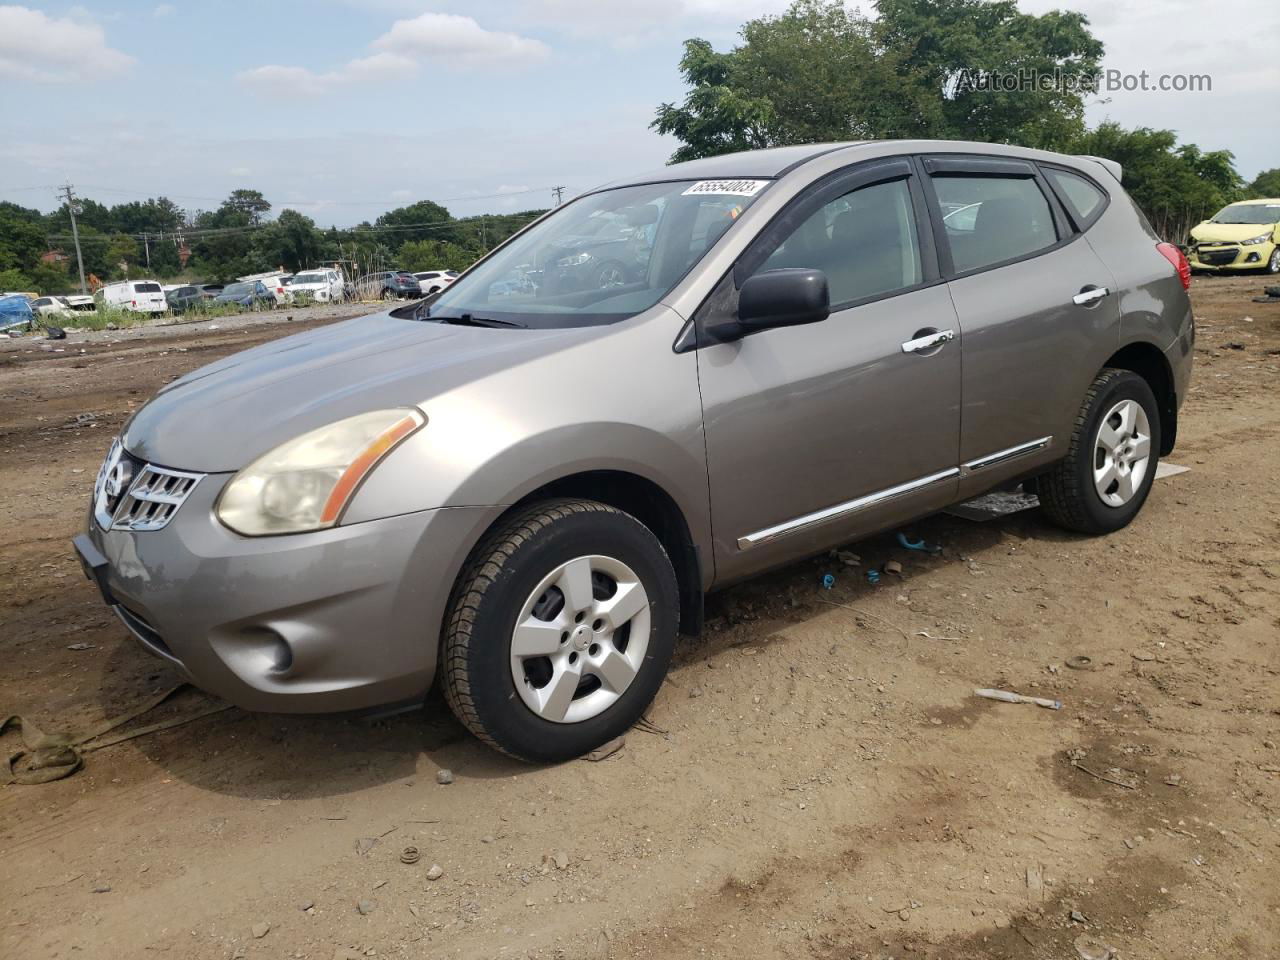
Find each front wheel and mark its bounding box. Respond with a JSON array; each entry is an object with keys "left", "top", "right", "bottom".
[
  {"left": 441, "top": 499, "right": 679, "bottom": 762},
  {"left": 1038, "top": 368, "right": 1161, "bottom": 534},
  {"left": 1265, "top": 246, "right": 1280, "bottom": 275}
]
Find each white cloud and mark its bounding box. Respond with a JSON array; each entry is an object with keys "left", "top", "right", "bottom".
[
  {"left": 372, "top": 13, "right": 549, "bottom": 66},
  {"left": 238, "top": 52, "right": 417, "bottom": 97},
  {"left": 0, "top": 5, "right": 134, "bottom": 83},
  {"left": 153, "top": 3, "right": 175, "bottom": 17}
]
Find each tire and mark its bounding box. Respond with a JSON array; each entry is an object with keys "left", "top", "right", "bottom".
[
  {"left": 1038, "top": 368, "right": 1161, "bottom": 535},
  {"left": 1265, "top": 246, "right": 1280, "bottom": 275},
  {"left": 441, "top": 499, "right": 679, "bottom": 762},
  {"left": 380, "top": 287, "right": 394, "bottom": 301}
]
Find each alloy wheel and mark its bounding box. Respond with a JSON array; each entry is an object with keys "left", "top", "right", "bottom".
[
  {"left": 509, "top": 555, "right": 650, "bottom": 724},
  {"left": 1268, "top": 248, "right": 1280, "bottom": 274},
  {"left": 1093, "top": 398, "right": 1152, "bottom": 507}
]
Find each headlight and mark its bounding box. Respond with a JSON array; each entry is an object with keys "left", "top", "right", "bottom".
[
  {"left": 556, "top": 252, "right": 591, "bottom": 267},
  {"left": 1241, "top": 233, "right": 1272, "bottom": 245},
  {"left": 216, "top": 408, "right": 425, "bottom": 535}
]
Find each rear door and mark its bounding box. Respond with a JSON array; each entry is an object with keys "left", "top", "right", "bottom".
[
  {"left": 918, "top": 155, "right": 1122, "bottom": 497},
  {"left": 696, "top": 158, "right": 963, "bottom": 582}
]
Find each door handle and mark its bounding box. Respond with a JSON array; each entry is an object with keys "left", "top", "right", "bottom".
[
  {"left": 900, "top": 329, "right": 955, "bottom": 354},
  {"left": 1072, "top": 286, "right": 1110, "bottom": 306}
]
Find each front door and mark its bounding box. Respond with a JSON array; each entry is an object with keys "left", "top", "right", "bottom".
[{"left": 695, "top": 159, "right": 964, "bottom": 583}]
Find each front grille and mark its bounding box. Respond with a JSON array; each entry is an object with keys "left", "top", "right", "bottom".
[
  {"left": 93, "top": 438, "right": 204, "bottom": 532},
  {"left": 1197, "top": 244, "right": 1239, "bottom": 265}
]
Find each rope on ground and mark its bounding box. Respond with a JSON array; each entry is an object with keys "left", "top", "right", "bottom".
[{"left": 1, "top": 683, "right": 233, "bottom": 785}]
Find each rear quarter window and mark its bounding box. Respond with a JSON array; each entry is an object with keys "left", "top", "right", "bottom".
[
  {"left": 134, "top": 282, "right": 162, "bottom": 293},
  {"left": 1045, "top": 168, "right": 1107, "bottom": 229}
]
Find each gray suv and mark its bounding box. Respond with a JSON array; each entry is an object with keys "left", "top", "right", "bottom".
[{"left": 73, "top": 140, "right": 1194, "bottom": 762}]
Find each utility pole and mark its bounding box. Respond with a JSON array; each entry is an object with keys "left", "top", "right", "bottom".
[
  {"left": 552, "top": 186, "right": 565, "bottom": 207},
  {"left": 142, "top": 232, "right": 151, "bottom": 271},
  {"left": 57, "top": 183, "right": 88, "bottom": 294}
]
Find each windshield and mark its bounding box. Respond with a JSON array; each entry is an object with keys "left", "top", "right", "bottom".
[
  {"left": 1212, "top": 203, "right": 1280, "bottom": 224},
  {"left": 223, "top": 282, "right": 254, "bottom": 296},
  {"left": 425, "top": 179, "right": 769, "bottom": 328},
  {"left": 293, "top": 273, "right": 327, "bottom": 284}
]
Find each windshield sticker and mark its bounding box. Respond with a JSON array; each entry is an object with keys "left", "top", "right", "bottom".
[{"left": 682, "top": 179, "right": 769, "bottom": 197}]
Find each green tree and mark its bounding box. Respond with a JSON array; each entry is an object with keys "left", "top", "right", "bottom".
[
  {"left": 374, "top": 200, "right": 459, "bottom": 247},
  {"left": 0, "top": 202, "right": 48, "bottom": 274},
  {"left": 1247, "top": 168, "right": 1280, "bottom": 198},
  {"left": 111, "top": 197, "right": 183, "bottom": 235},
  {"left": 220, "top": 189, "right": 272, "bottom": 226},
  {"left": 397, "top": 238, "right": 473, "bottom": 272},
  {"left": 653, "top": 0, "right": 1104, "bottom": 161},
  {"left": 251, "top": 209, "right": 329, "bottom": 271}
]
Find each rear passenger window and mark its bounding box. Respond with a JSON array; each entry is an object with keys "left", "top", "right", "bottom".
[
  {"left": 1045, "top": 169, "right": 1105, "bottom": 227},
  {"left": 933, "top": 176, "right": 1057, "bottom": 273},
  {"left": 754, "top": 178, "right": 922, "bottom": 305}
]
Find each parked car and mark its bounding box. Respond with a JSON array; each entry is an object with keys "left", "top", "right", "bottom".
[
  {"left": 166, "top": 285, "right": 223, "bottom": 313},
  {"left": 287, "top": 268, "right": 346, "bottom": 303},
  {"left": 1187, "top": 198, "right": 1280, "bottom": 274},
  {"left": 96, "top": 280, "right": 168, "bottom": 316},
  {"left": 74, "top": 140, "right": 1193, "bottom": 764},
  {"left": 0, "top": 294, "right": 34, "bottom": 332},
  {"left": 237, "top": 271, "right": 293, "bottom": 304},
  {"left": 62, "top": 294, "right": 97, "bottom": 313},
  {"left": 31, "top": 295, "right": 74, "bottom": 318},
  {"left": 412, "top": 270, "right": 458, "bottom": 295},
  {"left": 355, "top": 271, "right": 421, "bottom": 300},
  {"left": 214, "top": 280, "right": 274, "bottom": 309}
]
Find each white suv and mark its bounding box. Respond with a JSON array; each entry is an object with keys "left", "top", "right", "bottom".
[{"left": 287, "top": 268, "right": 346, "bottom": 303}]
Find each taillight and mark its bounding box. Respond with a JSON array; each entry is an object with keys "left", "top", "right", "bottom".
[
  {"left": 1156, "top": 242, "right": 1191, "bottom": 291},
  {"left": 131, "top": 299, "right": 137, "bottom": 307}
]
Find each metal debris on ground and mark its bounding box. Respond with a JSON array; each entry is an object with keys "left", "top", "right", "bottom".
[
  {"left": 399, "top": 846, "right": 420, "bottom": 865},
  {"left": 1065, "top": 655, "right": 1095, "bottom": 670},
  {"left": 974, "top": 688, "right": 1062, "bottom": 710}
]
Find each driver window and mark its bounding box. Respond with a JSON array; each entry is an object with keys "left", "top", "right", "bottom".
[{"left": 755, "top": 178, "right": 922, "bottom": 305}]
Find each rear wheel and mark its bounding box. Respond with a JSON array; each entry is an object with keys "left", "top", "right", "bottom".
[
  {"left": 1038, "top": 369, "right": 1161, "bottom": 534},
  {"left": 441, "top": 499, "right": 678, "bottom": 762}
]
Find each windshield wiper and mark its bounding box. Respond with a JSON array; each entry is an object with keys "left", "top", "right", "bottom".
[{"left": 438, "top": 313, "right": 526, "bottom": 329}]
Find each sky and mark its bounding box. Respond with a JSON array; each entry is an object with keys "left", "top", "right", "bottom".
[{"left": 0, "top": 1, "right": 1276, "bottom": 228}]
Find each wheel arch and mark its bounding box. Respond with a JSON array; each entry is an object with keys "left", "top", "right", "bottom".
[
  {"left": 1102, "top": 341, "right": 1177, "bottom": 455},
  {"left": 498, "top": 470, "right": 705, "bottom": 638}
]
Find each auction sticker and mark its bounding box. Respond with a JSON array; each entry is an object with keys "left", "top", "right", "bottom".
[{"left": 682, "top": 179, "right": 769, "bottom": 197}]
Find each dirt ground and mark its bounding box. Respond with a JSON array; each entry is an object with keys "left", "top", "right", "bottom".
[{"left": 1, "top": 279, "right": 1277, "bottom": 960}]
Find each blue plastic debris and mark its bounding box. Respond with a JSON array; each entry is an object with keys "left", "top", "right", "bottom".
[
  {"left": 866, "top": 569, "right": 880, "bottom": 585},
  {"left": 896, "top": 532, "right": 942, "bottom": 555},
  {"left": 821, "top": 573, "right": 836, "bottom": 590}
]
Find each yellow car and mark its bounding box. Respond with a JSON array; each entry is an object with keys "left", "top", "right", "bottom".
[{"left": 1188, "top": 198, "right": 1280, "bottom": 274}]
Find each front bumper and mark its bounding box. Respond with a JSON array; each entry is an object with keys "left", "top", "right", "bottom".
[
  {"left": 1188, "top": 241, "right": 1274, "bottom": 271},
  {"left": 74, "top": 473, "right": 501, "bottom": 713}
]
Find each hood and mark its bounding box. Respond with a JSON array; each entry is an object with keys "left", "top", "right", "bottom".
[
  {"left": 1190, "top": 222, "right": 1276, "bottom": 243},
  {"left": 122, "top": 309, "right": 580, "bottom": 472}
]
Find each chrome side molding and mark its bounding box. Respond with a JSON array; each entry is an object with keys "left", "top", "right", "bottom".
[
  {"left": 737, "top": 467, "right": 960, "bottom": 550},
  {"left": 961, "top": 436, "right": 1052, "bottom": 475}
]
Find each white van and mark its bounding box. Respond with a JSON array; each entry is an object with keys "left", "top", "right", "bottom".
[{"left": 96, "top": 280, "right": 168, "bottom": 316}]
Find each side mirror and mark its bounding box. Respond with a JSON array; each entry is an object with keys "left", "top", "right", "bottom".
[{"left": 738, "top": 268, "right": 830, "bottom": 332}]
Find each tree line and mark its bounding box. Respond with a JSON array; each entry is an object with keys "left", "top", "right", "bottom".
[
  {"left": 4, "top": 0, "right": 1277, "bottom": 297},
  {"left": 0, "top": 189, "right": 545, "bottom": 295}
]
